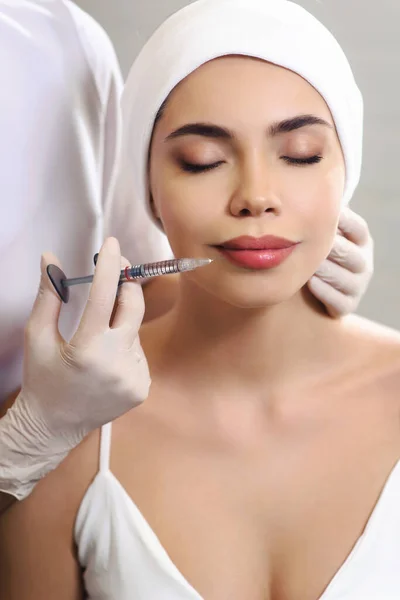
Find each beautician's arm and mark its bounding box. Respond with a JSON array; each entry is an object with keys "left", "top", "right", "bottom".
[{"left": 0, "top": 239, "right": 150, "bottom": 514}]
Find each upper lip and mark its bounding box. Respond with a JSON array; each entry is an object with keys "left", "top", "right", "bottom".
[{"left": 217, "top": 235, "right": 297, "bottom": 250}]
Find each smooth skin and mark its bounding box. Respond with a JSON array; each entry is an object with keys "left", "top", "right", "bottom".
[{"left": 1, "top": 57, "right": 400, "bottom": 600}]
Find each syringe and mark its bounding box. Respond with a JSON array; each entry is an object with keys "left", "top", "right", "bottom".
[{"left": 47, "top": 257, "right": 213, "bottom": 303}]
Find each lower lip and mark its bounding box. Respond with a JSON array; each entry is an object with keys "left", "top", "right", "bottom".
[{"left": 216, "top": 245, "right": 297, "bottom": 270}]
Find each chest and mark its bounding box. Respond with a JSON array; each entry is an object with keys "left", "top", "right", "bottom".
[{"left": 109, "top": 396, "right": 400, "bottom": 600}]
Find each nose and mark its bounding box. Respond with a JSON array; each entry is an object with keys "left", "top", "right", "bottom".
[{"left": 229, "top": 157, "right": 282, "bottom": 218}]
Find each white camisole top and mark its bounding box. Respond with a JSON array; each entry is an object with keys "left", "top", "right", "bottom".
[{"left": 74, "top": 423, "right": 400, "bottom": 600}]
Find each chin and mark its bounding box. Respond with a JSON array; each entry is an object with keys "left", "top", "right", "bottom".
[
  {"left": 190, "top": 269, "right": 310, "bottom": 310},
  {"left": 216, "top": 286, "right": 303, "bottom": 309}
]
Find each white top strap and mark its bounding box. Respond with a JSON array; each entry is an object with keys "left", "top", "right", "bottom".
[{"left": 99, "top": 422, "right": 112, "bottom": 472}]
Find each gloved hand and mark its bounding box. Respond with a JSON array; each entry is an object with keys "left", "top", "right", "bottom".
[
  {"left": 0, "top": 237, "right": 150, "bottom": 501},
  {"left": 308, "top": 207, "right": 374, "bottom": 318}
]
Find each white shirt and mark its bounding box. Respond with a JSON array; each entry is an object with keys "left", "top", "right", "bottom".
[{"left": 0, "top": 0, "right": 129, "bottom": 401}]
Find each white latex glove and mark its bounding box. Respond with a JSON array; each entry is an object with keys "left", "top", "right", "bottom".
[
  {"left": 308, "top": 207, "right": 374, "bottom": 318},
  {"left": 0, "top": 237, "right": 150, "bottom": 501}
]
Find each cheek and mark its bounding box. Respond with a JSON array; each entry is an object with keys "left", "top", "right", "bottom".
[
  {"left": 289, "top": 163, "right": 344, "bottom": 244},
  {"left": 151, "top": 168, "right": 225, "bottom": 253}
]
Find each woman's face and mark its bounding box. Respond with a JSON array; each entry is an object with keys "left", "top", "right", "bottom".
[{"left": 149, "top": 56, "right": 345, "bottom": 308}]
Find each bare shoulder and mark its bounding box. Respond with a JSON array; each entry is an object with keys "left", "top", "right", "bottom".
[
  {"left": 342, "top": 314, "right": 400, "bottom": 352},
  {"left": 340, "top": 314, "right": 400, "bottom": 399},
  {"left": 0, "top": 429, "right": 100, "bottom": 599}
]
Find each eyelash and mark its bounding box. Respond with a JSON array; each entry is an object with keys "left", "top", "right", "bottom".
[
  {"left": 179, "top": 155, "right": 323, "bottom": 173},
  {"left": 282, "top": 155, "right": 323, "bottom": 166},
  {"left": 179, "top": 160, "right": 224, "bottom": 173}
]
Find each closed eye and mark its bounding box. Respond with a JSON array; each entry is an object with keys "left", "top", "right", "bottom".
[
  {"left": 179, "top": 160, "right": 225, "bottom": 174},
  {"left": 179, "top": 156, "right": 322, "bottom": 173},
  {"left": 281, "top": 155, "right": 323, "bottom": 166}
]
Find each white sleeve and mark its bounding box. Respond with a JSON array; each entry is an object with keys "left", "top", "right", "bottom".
[
  {"left": 63, "top": 1, "right": 123, "bottom": 224},
  {"left": 101, "top": 56, "right": 123, "bottom": 221}
]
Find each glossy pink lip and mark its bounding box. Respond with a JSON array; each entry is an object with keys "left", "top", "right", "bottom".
[
  {"left": 215, "top": 236, "right": 299, "bottom": 270},
  {"left": 219, "top": 235, "right": 296, "bottom": 250}
]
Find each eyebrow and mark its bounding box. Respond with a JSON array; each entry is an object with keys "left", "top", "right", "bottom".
[
  {"left": 165, "top": 114, "right": 333, "bottom": 141},
  {"left": 269, "top": 114, "right": 333, "bottom": 135}
]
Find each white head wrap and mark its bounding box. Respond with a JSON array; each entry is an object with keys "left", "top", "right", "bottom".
[{"left": 118, "top": 0, "right": 363, "bottom": 249}]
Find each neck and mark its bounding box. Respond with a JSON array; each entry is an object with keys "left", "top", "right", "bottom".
[{"left": 151, "top": 281, "right": 344, "bottom": 396}]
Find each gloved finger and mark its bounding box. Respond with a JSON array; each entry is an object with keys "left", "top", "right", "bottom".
[
  {"left": 338, "top": 207, "right": 370, "bottom": 246},
  {"left": 112, "top": 255, "right": 145, "bottom": 340},
  {"left": 327, "top": 234, "right": 367, "bottom": 273},
  {"left": 307, "top": 275, "right": 354, "bottom": 319},
  {"left": 25, "top": 252, "right": 63, "bottom": 344},
  {"left": 75, "top": 237, "right": 122, "bottom": 341},
  {"left": 314, "top": 259, "right": 360, "bottom": 296}
]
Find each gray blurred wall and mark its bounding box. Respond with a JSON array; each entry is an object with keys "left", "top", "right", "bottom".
[{"left": 76, "top": 0, "right": 400, "bottom": 328}]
